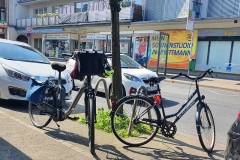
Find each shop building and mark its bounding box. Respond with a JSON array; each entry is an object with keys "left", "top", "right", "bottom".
[
  {"left": 7, "top": 0, "right": 240, "bottom": 75},
  {"left": 9, "top": 0, "right": 141, "bottom": 58}
]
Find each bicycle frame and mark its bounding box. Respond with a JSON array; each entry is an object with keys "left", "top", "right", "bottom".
[
  {"left": 160, "top": 80, "right": 203, "bottom": 125},
  {"left": 60, "top": 76, "right": 111, "bottom": 119}
]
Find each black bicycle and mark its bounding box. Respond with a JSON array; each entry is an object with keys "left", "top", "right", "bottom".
[
  {"left": 111, "top": 69, "right": 215, "bottom": 153},
  {"left": 27, "top": 50, "right": 112, "bottom": 155}
]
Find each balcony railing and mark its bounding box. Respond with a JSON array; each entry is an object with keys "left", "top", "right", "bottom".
[{"left": 16, "top": 7, "right": 134, "bottom": 28}]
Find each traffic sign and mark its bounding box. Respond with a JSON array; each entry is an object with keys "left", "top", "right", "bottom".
[{"left": 26, "top": 26, "right": 33, "bottom": 33}]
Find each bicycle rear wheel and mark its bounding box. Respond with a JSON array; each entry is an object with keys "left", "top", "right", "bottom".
[
  {"left": 196, "top": 103, "right": 215, "bottom": 153},
  {"left": 111, "top": 95, "right": 160, "bottom": 147},
  {"left": 88, "top": 96, "right": 95, "bottom": 154},
  {"left": 28, "top": 95, "right": 55, "bottom": 128}
]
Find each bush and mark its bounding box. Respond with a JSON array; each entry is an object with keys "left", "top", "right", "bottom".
[
  {"left": 77, "top": 107, "right": 151, "bottom": 139},
  {"left": 78, "top": 108, "right": 112, "bottom": 133}
]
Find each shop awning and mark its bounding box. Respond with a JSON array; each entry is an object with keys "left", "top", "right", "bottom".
[
  {"left": 100, "top": 30, "right": 160, "bottom": 36},
  {"left": 17, "top": 28, "right": 63, "bottom": 34}
]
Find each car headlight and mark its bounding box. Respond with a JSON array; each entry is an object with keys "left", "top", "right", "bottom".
[
  {"left": 2, "top": 65, "right": 30, "bottom": 81},
  {"left": 123, "top": 73, "right": 141, "bottom": 82}
]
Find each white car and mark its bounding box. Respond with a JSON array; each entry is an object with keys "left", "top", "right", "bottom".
[
  {"left": 66, "top": 53, "right": 161, "bottom": 97},
  {"left": 0, "top": 39, "right": 73, "bottom": 101}
]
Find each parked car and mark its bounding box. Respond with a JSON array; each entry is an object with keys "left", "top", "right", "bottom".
[
  {"left": 0, "top": 39, "right": 73, "bottom": 101},
  {"left": 65, "top": 53, "right": 162, "bottom": 97},
  {"left": 225, "top": 111, "right": 240, "bottom": 160}
]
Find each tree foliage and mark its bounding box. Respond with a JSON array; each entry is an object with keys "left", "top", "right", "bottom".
[{"left": 109, "top": 0, "right": 122, "bottom": 12}]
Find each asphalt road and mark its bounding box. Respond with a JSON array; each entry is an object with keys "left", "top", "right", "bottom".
[
  {"left": 73, "top": 80, "right": 240, "bottom": 145},
  {"left": 159, "top": 81, "right": 239, "bottom": 145}
]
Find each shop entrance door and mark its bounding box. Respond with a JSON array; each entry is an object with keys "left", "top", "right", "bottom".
[
  {"left": 34, "top": 38, "right": 42, "bottom": 52},
  {"left": 156, "top": 32, "right": 169, "bottom": 75}
]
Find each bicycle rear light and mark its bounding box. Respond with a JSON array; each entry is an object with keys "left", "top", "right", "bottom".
[{"left": 153, "top": 94, "right": 161, "bottom": 105}]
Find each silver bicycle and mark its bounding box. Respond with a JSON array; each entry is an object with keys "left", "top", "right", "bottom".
[{"left": 28, "top": 51, "right": 112, "bottom": 155}]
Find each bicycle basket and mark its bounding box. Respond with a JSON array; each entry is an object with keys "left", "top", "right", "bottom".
[
  {"left": 25, "top": 76, "right": 48, "bottom": 104},
  {"left": 76, "top": 50, "right": 105, "bottom": 76}
]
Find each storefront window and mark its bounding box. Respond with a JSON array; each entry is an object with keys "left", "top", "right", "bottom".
[
  {"left": 0, "top": 8, "right": 6, "bottom": 21},
  {"left": 208, "top": 41, "right": 231, "bottom": 72},
  {"left": 45, "top": 40, "right": 70, "bottom": 58},
  {"left": 87, "top": 41, "right": 94, "bottom": 50},
  {"left": 80, "top": 42, "right": 86, "bottom": 50}
]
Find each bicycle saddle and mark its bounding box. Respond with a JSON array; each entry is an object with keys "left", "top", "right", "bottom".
[
  {"left": 51, "top": 62, "right": 66, "bottom": 72},
  {"left": 143, "top": 77, "right": 166, "bottom": 84}
]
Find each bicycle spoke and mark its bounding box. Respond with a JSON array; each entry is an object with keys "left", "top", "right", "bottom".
[{"left": 112, "top": 96, "right": 160, "bottom": 147}]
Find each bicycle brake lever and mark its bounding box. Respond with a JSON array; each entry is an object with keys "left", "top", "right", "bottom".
[{"left": 208, "top": 69, "right": 213, "bottom": 78}]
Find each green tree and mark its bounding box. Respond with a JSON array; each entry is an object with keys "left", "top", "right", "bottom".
[{"left": 109, "top": 0, "right": 123, "bottom": 104}]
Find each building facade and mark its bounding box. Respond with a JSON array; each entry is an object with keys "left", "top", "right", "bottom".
[
  {"left": 0, "top": 0, "right": 7, "bottom": 38},
  {"left": 143, "top": 0, "right": 240, "bottom": 74},
  {"left": 8, "top": 0, "right": 240, "bottom": 74}
]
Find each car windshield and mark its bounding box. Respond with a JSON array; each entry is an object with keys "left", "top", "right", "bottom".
[
  {"left": 0, "top": 42, "right": 50, "bottom": 64},
  {"left": 107, "top": 54, "right": 142, "bottom": 69}
]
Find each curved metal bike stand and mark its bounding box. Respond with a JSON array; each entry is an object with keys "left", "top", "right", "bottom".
[
  {"left": 94, "top": 79, "right": 111, "bottom": 110},
  {"left": 128, "top": 86, "right": 153, "bottom": 135}
]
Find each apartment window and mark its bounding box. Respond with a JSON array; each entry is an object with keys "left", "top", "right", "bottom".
[
  {"left": 75, "top": 2, "right": 89, "bottom": 12},
  {"left": 33, "top": 7, "right": 47, "bottom": 17},
  {"left": 52, "top": 5, "right": 63, "bottom": 14},
  {"left": 0, "top": 8, "right": 6, "bottom": 21}
]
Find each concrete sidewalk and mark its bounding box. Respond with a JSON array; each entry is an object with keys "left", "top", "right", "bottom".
[
  {"left": 160, "top": 73, "right": 240, "bottom": 92},
  {"left": 0, "top": 109, "right": 225, "bottom": 160}
]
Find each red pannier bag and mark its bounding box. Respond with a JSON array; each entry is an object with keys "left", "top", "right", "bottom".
[{"left": 70, "top": 59, "right": 85, "bottom": 81}]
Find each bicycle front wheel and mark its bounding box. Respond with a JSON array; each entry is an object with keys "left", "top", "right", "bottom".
[
  {"left": 88, "top": 96, "right": 95, "bottom": 154},
  {"left": 28, "top": 95, "right": 56, "bottom": 128},
  {"left": 196, "top": 104, "right": 215, "bottom": 153},
  {"left": 111, "top": 95, "right": 160, "bottom": 147}
]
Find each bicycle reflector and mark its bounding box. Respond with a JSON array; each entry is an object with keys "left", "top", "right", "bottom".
[
  {"left": 238, "top": 112, "right": 240, "bottom": 119},
  {"left": 153, "top": 95, "right": 162, "bottom": 105}
]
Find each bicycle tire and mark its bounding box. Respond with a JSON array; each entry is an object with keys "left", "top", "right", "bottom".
[
  {"left": 111, "top": 95, "right": 161, "bottom": 147},
  {"left": 28, "top": 94, "right": 56, "bottom": 128},
  {"left": 196, "top": 103, "right": 215, "bottom": 153},
  {"left": 88, "top": 95, "right": 95, "bottom": 154}
]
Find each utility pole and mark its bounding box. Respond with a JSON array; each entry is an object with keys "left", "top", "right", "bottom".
[{"left": 186, "top": 0, "right": 196, "bottom": 76}]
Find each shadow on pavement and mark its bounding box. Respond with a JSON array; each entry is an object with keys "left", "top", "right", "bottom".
[
  {"left": 124, "top": 145, "right": 223, "bottom": 160},
  {"left": 0, "top": 138, "right": 31, "bottom": 160},
  {"left": 161, "top": 98, "right": 179, "bottom": 108},
  {"left": 0, "top": 99, "right": 28, "bottom": 113},
  {"left": 41, "top": 126, "right": 224, "bottom": 160},
  {"left": 43, "top": 127, "right": 131, "bottom": 160},
  {"left": 132, "top": 134, "right": 225, "bottom": 159}
]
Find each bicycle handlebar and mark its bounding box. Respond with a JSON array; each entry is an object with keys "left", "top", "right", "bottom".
[{"left": 171, "top": 69, "right": 213, "bottom": 81}]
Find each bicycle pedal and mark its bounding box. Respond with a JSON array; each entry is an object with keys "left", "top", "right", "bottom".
[{"left": 67, "top": 116, "right": 79, "bottom": 121}]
